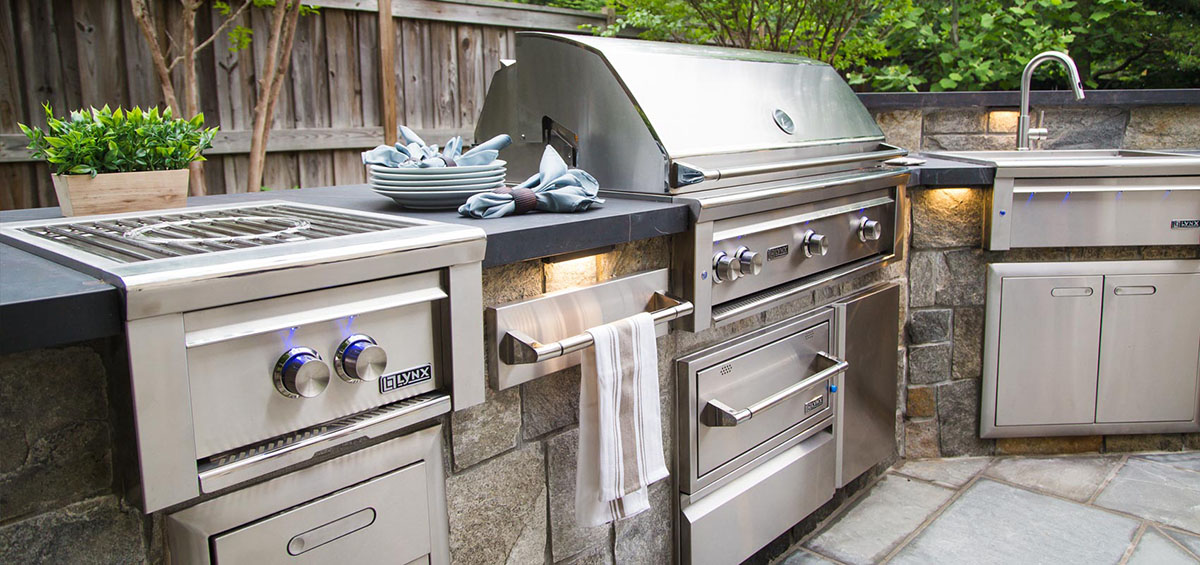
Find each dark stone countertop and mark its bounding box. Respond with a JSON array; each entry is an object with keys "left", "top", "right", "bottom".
[
  {"left": 0, "top": 184, "right": 690, "bottom": 353},
  {"left": 0, "top": 159, "right": 991, "bottom": 353},
  {"left": 908, "top": 154, "right": 997, "bottom": 187}
]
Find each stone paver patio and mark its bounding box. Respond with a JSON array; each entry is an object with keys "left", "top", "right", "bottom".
[{"left": 780, "top": 452, "right": 1200, "bottom": 564}]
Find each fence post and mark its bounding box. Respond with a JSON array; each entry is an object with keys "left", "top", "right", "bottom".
[{"left": 378, "top": 0, "right": 398, "bottom": 146}]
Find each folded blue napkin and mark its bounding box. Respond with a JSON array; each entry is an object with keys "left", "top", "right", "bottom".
[
  {"left": 362, "top": 127, "right": 511, "bottom": 168},
  {"left": 458, "top": 146, "right": 603, "bottom": 219}
]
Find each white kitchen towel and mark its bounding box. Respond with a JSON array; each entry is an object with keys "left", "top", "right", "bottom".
[{"left": 576, "top": 312, "right": 669, "bottom": 527}]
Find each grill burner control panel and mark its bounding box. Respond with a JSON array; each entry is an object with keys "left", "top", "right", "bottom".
[{"left": 708, "top": 190, "right": 896, "bottom": 305}]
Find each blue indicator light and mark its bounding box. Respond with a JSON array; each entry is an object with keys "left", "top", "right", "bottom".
[
  {"left": 1116, "top": 191, "right": 1122, "bottom": 201},
  {"left": 282, "top": 326, "right": 298, "bottom": 349},
  {"left": 1062, "top": 192, "right": 1071, "bottom": 203},
  {"left": 1026, "top": 192, "right": 1034, "bottom": 203},
  {"left": 999, "top": 210, "right": 1006, "bottom": 216}
]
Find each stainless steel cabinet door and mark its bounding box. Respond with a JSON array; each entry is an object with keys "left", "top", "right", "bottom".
[
  {"left": 1097, "top": 273, "right": 1200, "bottom": 423},
  {"left": 834, "top": 283, "right": 899, "bottom": 488},
  {"left": 996, "top": 276, "right": 1103, "bottom": 426}
]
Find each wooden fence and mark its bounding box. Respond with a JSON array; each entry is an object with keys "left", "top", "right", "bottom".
[{"left": 0, "top": 0, "right": 607, "bottom": 209}]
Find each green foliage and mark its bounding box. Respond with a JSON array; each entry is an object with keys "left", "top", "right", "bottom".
[
  {"left": 215, "top": 1, "right": 320, "bottom": 53},
  {"left": 592, "top": 0, "right": 1199, "bottom": 91},
  {"left": 507, "top": 0, "right": 607, "bottom": 12},
  {"left": 19, "top": 104, "right": 217, "bottom": 177}
]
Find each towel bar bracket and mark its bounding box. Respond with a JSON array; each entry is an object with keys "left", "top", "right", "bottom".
[{"left": 499, "top": 292, "right": 693, "bottom": 365}]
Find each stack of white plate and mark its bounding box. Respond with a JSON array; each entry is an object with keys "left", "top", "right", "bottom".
[{"left": 367, "top": 161, "right": 507, "bottom": 209}]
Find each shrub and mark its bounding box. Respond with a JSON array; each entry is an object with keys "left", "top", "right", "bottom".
[{"left": 19, "top": 104, "right": 217, "bottom": 177}]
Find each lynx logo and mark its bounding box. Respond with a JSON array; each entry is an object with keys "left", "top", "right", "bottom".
[
  {"left": 1171, "top": 219, "right": 1200, "bottom": 229},
  {"left": 767, "top": 244, "right": 790, "bottom": 261},
  {"left": 380, "top": 363, "right": 433, "bottom": 394},
  {"left": 803, "top": 394, "right": 826, "bottom": 415}
]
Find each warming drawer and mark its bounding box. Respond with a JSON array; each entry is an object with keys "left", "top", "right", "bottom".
[{"left": 677, "top": 308, "right": 842, "bottom": 494}]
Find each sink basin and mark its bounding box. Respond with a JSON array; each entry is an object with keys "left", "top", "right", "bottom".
[{"left": 926, "top": 149, "right": 1200, "bottom": 176}]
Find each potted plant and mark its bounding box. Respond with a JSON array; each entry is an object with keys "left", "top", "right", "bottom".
[{"left": 19, "top": 104, "right": 217, "bottom": 216}]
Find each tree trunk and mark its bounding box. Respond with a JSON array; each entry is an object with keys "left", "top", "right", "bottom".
[
  {"left": 247, "top": 0, "right": 303, "bottom": 192},
  {"left": 180, "top": 1, "right": 206, "bottom": 196}
]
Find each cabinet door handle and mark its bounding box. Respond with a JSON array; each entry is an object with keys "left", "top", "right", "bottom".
[
  {"left": 1050, "top": 287, "right": 1094, "bottom": 297},
  {"left": 1114, "top": 285, "right": 1156, "bottom": 296}
]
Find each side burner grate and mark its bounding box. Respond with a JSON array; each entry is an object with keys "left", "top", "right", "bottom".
[{"left": 17, "top": 203, "right": 415, "bottom": 264}]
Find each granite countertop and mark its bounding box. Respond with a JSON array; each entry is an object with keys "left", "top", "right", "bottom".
[{"left": 0, "top": 160, "right": 990, "bottom": 353}]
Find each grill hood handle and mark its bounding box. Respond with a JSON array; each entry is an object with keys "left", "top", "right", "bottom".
[{"left": 671, "top": 143, "right": 907, "bottom": 187}]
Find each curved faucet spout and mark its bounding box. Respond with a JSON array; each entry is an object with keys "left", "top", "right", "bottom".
[{"left": 1018, "top": 51, "right": 1086, "bottom": 150}]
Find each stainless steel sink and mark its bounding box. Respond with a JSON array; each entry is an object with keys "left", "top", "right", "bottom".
[
  {"left": 924, "top": 149, "right": 1200, "bottom": 250},
  {"left": 926, "top": 149, "right": 1200, "bottom": 177}
]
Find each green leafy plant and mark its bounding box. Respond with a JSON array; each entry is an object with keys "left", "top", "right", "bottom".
[{"left": 19, "top": 104, "right": 217, "bottom": 177}]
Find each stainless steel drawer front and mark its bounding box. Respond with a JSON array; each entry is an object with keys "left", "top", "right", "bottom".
[
  {"left": 681, "top": 429, "right": 835, "bottom": 565},
  {"left": 695, "top": 321, "right": 832, "bottom": 477},
  {"left": 212, "top": 462, "right": 430, "bottom": 563}
]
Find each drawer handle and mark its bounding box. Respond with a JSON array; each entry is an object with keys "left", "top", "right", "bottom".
[
  {"left": 1050, "top": 287, "right": 1093, "bottom": 297},
  {"left": 1114, "top": 285, "right": 1156, "bottom": 296},
  {"left": 288, "top": 507, "right": 377, "bottom": 555},
  {"left": 703, "top": 351, "right": 848, "bottom": 427}
]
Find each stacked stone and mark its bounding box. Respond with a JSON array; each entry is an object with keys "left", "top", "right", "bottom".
[{"left": 0, "top": 345, "right": 155, "bottom": 563}]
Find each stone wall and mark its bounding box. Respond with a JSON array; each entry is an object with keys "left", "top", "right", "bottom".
[
  {"left": 0, "top": 342, "right": 156, "bottom": 563},
  {"left": 871, "top": 103, "right": 1200, "bottom": 153},
  {"left": 901, "top": 186, "right": 1200, "bottom": 459}
]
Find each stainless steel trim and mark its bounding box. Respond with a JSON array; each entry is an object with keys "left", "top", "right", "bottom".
[
  {"left": 687, "top": 169, "right": 908, "bottom": 212},
  {"left": 498, "top": 292, "right": 692, "bottom": 364},
  {"left": 198, "top": 393, "right": 451, "bottom": 493},
  {"left": 184, "top": 287, "right": 447, "bottom": 348},
  {"left": 672, "top": 144, "right": 906, "bottom": 187},
  {"left": 710, "top": 254, "right": 897, "bottom": 325},
  {"left": 703, "top": 352, "right": 846, "bottom": 427},
  {"left": 128, "top": 314, "right": 200, "bottom": 513},
  {"left": 711, "top": 196, "right": 894, "bottom": 241}
]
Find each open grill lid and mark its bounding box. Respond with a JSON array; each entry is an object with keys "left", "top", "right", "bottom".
[{"left": 475, "top": 33, "right": 901, "bottom": 195}]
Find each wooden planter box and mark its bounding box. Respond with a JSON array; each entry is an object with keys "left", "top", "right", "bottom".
[{"left": 52, "top": 169, "right": 189, "bottom": 217}]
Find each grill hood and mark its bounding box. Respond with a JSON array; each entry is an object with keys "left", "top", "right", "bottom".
[{"left": 475, "top": 33, "right": 900, "bottom": 195}]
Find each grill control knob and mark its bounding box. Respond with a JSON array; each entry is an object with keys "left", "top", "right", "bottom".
[
  {"left": 273, "top": 347, "right": 330, "bottom": 399},
  {"left": 735, "top": 247, "right": 763, "bottom": 276},
  {"left": 335, "top": 335, "right": 388, "bottom": 383},
  {"left": 858, "top": 217, "right": 883, "bottom": 242},
  {"left": 801, "top": 230, "right": 829, "bottom": 258},
  {"left": 713, "top": 252, "right": 742, "bottom": 283}
]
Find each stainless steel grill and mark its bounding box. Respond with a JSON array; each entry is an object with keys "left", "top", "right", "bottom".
[
  {"left": 17, "top": 203, "right": 416, "bottom": 263},
  {"left": 475, "top": 33, "right": 904, "bottom": 565}
]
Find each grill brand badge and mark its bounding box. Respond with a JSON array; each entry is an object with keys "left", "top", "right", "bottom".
[
  {"left": 380, "top": 363, "right": 433, "bottom": 394},
  {"left": 1171, "top": 219, "right": 1200, "bottom": 229},
  {"left": 766, "top": 244, "right": 790, "bottom": 261},
  {"left": 804, "top": 394, "right": 826, "bottom": 415}
]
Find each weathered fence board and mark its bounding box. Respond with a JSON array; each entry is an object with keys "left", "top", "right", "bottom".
[{"left": 1, "top": 0, "right": 598, "bottom": 208}]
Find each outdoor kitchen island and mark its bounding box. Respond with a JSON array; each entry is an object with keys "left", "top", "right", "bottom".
[{"left": 1, "top": 153, "right": 1196, "bottom": 564}]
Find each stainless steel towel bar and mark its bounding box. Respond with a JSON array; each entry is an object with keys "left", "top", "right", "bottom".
[{"left": 499, "top": 292, "right": 693, "bottom": 365}]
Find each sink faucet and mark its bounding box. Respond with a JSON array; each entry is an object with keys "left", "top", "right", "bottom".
[{"left": 1017, "top": 51, "right": 1086, "bottom": 150}]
